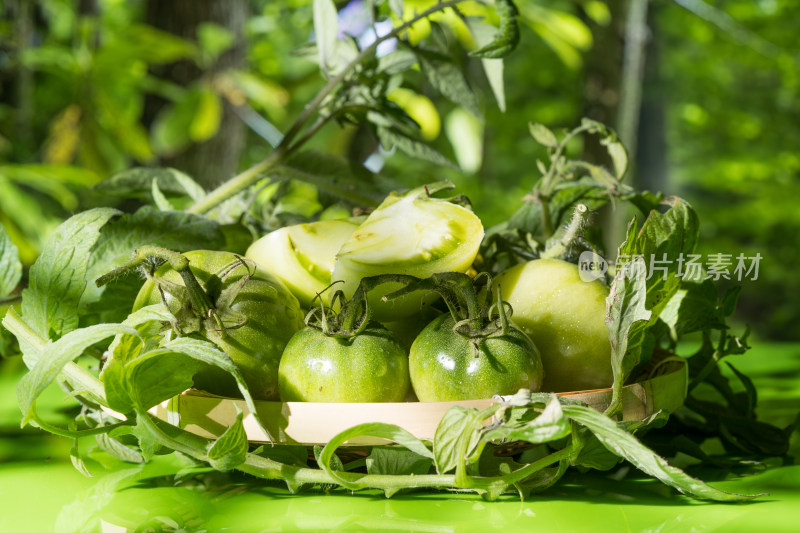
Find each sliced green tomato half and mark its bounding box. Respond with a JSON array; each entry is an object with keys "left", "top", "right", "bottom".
[
  {"left": 332, "top": 184, "right": 484, "bottom": 320},
  {"left": 246, "top": 217, "right": 363, "bottom": 308}
]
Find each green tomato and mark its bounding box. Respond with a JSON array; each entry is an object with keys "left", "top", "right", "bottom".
[
  {"left": 134, "top": 250, "right": 304, "bottom": 400},
  {"left": 278, "top": 324, "right": 409, "bottom": 402},
  {"left": 245, "top": 217, "right": 363, "bottom": 308},
  {"left": 409, "top": 314, "right": 543, "bottom": 402},
  {"left": 332, "top": 183, "right": 483, "bottom": 321},
  {"left": 495, "top": 258, "right": 611, "bottom": 392}
]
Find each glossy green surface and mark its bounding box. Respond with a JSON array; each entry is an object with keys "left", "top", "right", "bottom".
[
  {"left": 1, "top": 344, "right": 799, "bottom": 532},
  {"left": 278, "top": 325, "right": 409, "bottom": 402},
  {"left": 409, "top": 314, "right": 544, "bottom": 401}
]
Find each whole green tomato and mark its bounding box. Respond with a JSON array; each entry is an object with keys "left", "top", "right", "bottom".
[
  {"left": 409, "top": 314, "right": 543, "bottom": 402},
  {"left": 495, "top": 258, "right": 611, "bottom": 392},
  {"left": 278, "top": 324, "right": 409, "bottom": 402},
  {"left": 134, "top": 250, "right": 304, "bottom": 400}
]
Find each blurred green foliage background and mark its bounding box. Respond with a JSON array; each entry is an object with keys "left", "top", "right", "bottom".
[{"left": 1, "top": 0, "right": 798, "bottom": 340}]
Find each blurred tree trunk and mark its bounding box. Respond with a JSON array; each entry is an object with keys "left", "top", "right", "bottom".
[
  {"left": 144, "top": 0, "right": 247, "bottom": 189},
  {"left": 636, "top": 4, "right": 668, "bottom": 196},
  {"left": 583, "top": 0, "right": 661, "bottom": 255}
]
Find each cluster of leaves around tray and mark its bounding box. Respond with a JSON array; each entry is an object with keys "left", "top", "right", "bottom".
[
  {"left": 0, "top": 127, "right": 792, "bottom": 502},
  {"left": 0, "top": 0, "right": 796, "bottom": 501}
]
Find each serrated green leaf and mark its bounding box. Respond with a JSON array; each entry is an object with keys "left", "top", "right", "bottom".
[
  {"left": 0, "top": 223, "right": 22, "bottom": 298},
  {"left": 606, "top": 141, "right": 628, "bottom": 179},
  {"left": 21, "top": 208, "right": 119, "bottom": 340},
  {"left": 433, "top": 406, "right": 482, "bottom": 474},
  {"left": 95, "top": 432, "right": 145, "bottom": 464},
  {"left": 17, "top": 322, "right": 138, "bottom": 425},
  {"left": 562, "top": 404, "right": 762, "bottom": 501},
  {"left": 377, "top": 127, "right": 457, "bottom": 169},
  {"left": 366, "top": 446, "right": 433, "bottom": 476},
  {"left": 470, "top": 0, "right": 520, "bottom": 58},
  {"left": 318, "top": 422, "right": 433, "bottom": 490},
  {"left": 207, "top": 407, "right": 248, "bottom": 471},
  {"left": 720, "top": 285, "right": 742, "bottom": 317},
  {"left": 606, "top": 255, "right": 651, "bottom": 393},
  {"left": 95, "top": 167, "right": 205, "bottom": 201},
  {"left": 378, "top": 49, "right": 417, "bottom": 75},
  {"left": 495, "top": 396, "right": 571, "bottom": 444},
  {"left": 271, "top": 150, "right": 383, "bottom": 207},
  {"left": 508, "top": 179, "right": 612, "bottom": 236},
  {"left": 82, "top": 206, "right": 224, "bottom": 323},
  {"left": 415, "top": 49, "right": 480, "bottom": 117},
  {"left": 660, "top": 280, "right": 725, "bottom": 337},
  {"left": 314, "top": 0, "right": 339, "bottom": 72},
  {"left": 528, "top": 122, "right": 558, "bottom": 148},
  {"left": 138, "top": 337, "right": 270, "bottom": 436},
  {"left": 70, "top": 440, "right": 93, "bottom": 478},
  {"left": 468, "top": 20, "right": 506, "bottom": 112}
]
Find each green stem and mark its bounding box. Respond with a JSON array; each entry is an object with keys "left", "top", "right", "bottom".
[
  {"left": 185, "top": 144, "right": 286, "bottom": 215},
  {"left": 2, "top": 308, "right": 107, "bottom": 404},
  {"left": 185, "top": 0, "right": 467, "bottom": 215},
  {"left": 96, "top": 246, "right": 215, "bottom": 319},
  {"left": 139, "top": 404, "right": 462, "bottom": 491},
  {"left": 541, "top": 203, "right": 589, "bottom": 260},
  {"left": 32, "top": 415, "right": 132, "bottom": 439},
  {"left": 538, "top": 192, "right": 554, "bottom": 239}
]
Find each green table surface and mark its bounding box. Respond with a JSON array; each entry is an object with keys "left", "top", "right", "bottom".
[{"left": 1, "top": 343, "right": 799, "bottom": 533}]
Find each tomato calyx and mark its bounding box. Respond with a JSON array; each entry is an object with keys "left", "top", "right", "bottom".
[
  {"left": 96, "top": 245, "right": 249, "bottom": 337},
  {"left": 382, "top": 272, "right": 514, "bottom": 349},
  {"left": 304, "top": 280, "right": 375, "bottom": 338}
]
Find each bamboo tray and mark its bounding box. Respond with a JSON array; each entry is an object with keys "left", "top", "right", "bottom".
[{"left": 145, "top": 359, "right": 687, "bottom": 446}]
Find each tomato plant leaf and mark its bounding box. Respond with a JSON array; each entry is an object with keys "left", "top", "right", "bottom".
[
  {"left": 377, "top": 127, "right": 457, "bottom": 169},
  {"left": 150, "top": 179, "right": 174, "bottom": 211},
  {"left": 562, "top": 404, "right": 763, "bottom": 501},
  {"left": 433, "top": 406, "right": 483, "bottom": 474},
  {"left": 82, "top": 207, "right": 224, "bottom": 324},
  {"left": 95, "top": 167, "right": 206, "bottom": 202},
  {"left": 470, "top": 0, "right": 520, "bottom": 59},
  {"left": 528, "top": 123, "right": 558, "bottom": 148},
  {"left": 660, "top": 280, "right": 726, "bottom": 337},
  {"left": 207, "top": 407, "right": 248, "bottom": 471},
  {"left": 95, "top": 432, "right": 145, "bottom": 464},
  {"left": 16, "top": 322, "right": 138, "bottom": 426},
  {"left": 493, "top": 396, "right": 571, "bottom": 444},
  {"left": 253, "top": 444, "right": 308, "bottom": 468},
  {"left": 415, "top": 47, "right": 480, "bottom": 117},
  {"left": 468, "top": 20, "right": 506, "bottom": 111},
  {"left": 318, "top": 422, "right": 433, "bottom": 489},
  {"left": 606, "top": 255, "right": 651, "bottom": 403},
  {"left": 377, "top": 49, "right": 417, "bottom": 75},
  {"left": 313, "top": 0, "right": 339, "bottom": 73},
  {"left": 0, "top": 223, "right": 22, "bottom": 298},
  {"left": 21, "top": 208, "right": 119, "bottom": 340},
  {"left": 366, "top": 446, "right": 433, "bottom": 476}
]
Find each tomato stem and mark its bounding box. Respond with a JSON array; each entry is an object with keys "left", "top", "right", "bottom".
[{"left": 96, "top": 245, "right": 217, "bottom": 321}]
